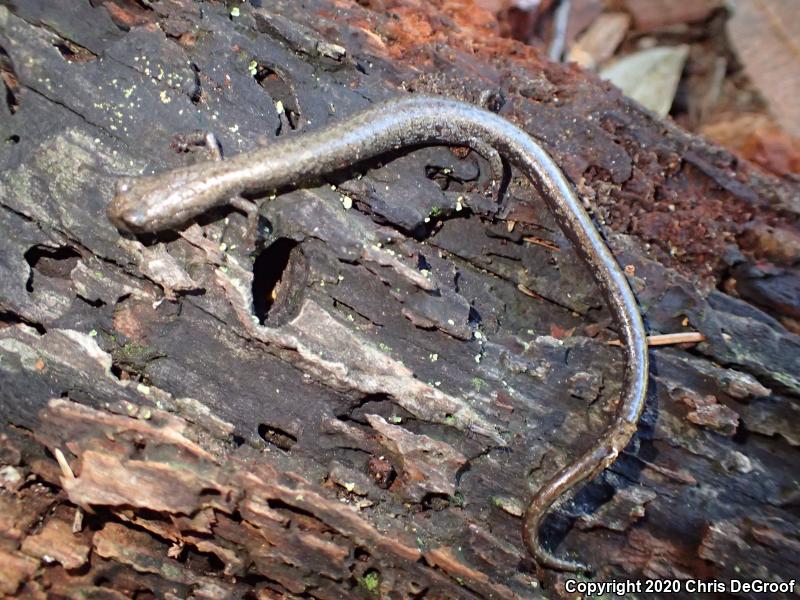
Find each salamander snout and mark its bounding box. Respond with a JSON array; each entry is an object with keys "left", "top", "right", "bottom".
[
  {"left": 107, "top": 178, "right": 150, "bottom": 233},
  {"left": 112, "top": 206, "right": 149, "bottom": 232}
]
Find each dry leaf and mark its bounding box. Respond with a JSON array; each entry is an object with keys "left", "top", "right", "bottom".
[
  {"left": 567, "top": 12, "right": 631, "bottom": 70},
  {"left": 624, "top": 0, "right": 723, "bottom": 32},
  {"left": 565, "top": 0, "right": 605, "bottom": 47},
  {"left": 701, "top": 113, "right": 800, "bottom": 176},
  {"left": 600, "top": 45, "right": 689, "bottom": 117},
  {"left": 727, "top": 0, "right": 800, "bottom": 138}
]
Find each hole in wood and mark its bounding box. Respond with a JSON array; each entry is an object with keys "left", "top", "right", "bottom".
[
  {"left": 250, "top": 62, "right": 300, "bottom": 130},
  {"left": 354, "top": 547, "right": 371, "bottom": 561},
  {"left": 0, "top": 310, "right": 46, "bottom": 333},
  {"left": 184, "top": 546, "right": 226, "bottom": 572},
  {"left": 367, "top": 455, "right": 395, "bottom": 489},
  {"left": 189, "top": 63, "right": 203, "bottom": 105},
  {"left": 257, "top": 423, "right": 297, "bottom": 451},
  {"left": 251, "top": 238, "right": 306, "bottom": 326},
  {"left": 421, "top": 492, "right": 450, "bottom": 510},
  {"left": 79, "top": 296, "right": 106, "bottom": 308},
  {"left": 731, "top": 424, "right": 749, "bottom": 445},
  {"left": 265, "top": 498, "right": 317, "bottom": 520},
  {"left": 24, "top": 244, "right": 81, "bottom": 293},
  {"left": 53, "top": 39, "right": 96, "bottom": 63},
  {"left": 0, "top": 46, "right": 20, "bottom": 114}
]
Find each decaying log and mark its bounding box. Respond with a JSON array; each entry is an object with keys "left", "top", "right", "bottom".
[{"left": 0, "top": 1, "right": 798, "bottom": 598}]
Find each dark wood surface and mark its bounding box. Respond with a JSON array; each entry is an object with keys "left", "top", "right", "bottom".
[{"left": 0, "top": 1, "right": 798, "bottom": 598}]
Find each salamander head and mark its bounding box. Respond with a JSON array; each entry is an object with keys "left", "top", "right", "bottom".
[{"left": 107, "top": 175, "right": 181, "bottom": 233}]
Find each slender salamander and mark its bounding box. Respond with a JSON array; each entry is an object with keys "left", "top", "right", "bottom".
[{"left": 107, "top": 95, "right": 648, "bottom": 573}]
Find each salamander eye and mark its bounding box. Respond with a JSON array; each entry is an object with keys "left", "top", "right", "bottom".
[{"left": 124, "top": 208, "right": 148, "bottom": 229}]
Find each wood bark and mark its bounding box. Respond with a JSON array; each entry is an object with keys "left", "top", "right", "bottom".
[{"left": 0, "top": 1, "right": 798, "bottom": 598}]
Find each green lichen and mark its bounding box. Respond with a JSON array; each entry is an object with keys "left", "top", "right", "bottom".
[
  {"left": 470, "top": 377, "right": 485, "bottom": 392},
  {"left": 359, "top": 571, "right": 380, "bottom": 595},
  {"left": 113, "top": 341, "right": 163, "bottom": 372}
]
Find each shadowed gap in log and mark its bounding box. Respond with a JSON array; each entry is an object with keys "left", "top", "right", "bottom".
[
  {"left": 251, "top": 61, "right": 300, "bottom": 131},
  {"left": 251, "top": 238, "right": 307, "bottom": 326},
  {"left": 24, "top": 244, "right": 81, "bottom": 293},
  {"left": 0, "top": 44, "right": 20, "bottom": 115},
  {"left": 258, "top": 423, "right": 298, "bottom": 451}
]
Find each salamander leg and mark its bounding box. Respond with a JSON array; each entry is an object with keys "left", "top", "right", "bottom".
[
  {"left": 173, "top": 130, "right": 224, "bottom": 161},
  {"left": 175, "top": 131, "right": 259, "bottom": 242},
  {"left": 231, "top": 195, "right": 260, "bottom": 240}
]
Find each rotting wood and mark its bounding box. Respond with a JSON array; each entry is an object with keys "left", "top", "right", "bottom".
[{"left": 0, "top": 1, "right": 798, "bottom": 598}]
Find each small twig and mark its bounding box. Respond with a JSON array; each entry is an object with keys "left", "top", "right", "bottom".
[
  {"left": 517, "top": 283, "right": 543, "bottom": 299},
  {"left": 72, "top": 508, "right": 84, "bottom": 533},
  {"left": 54, "top": 447, "right": 75, "bottom": 479},
  {"left": 54, "top": 447, "right": 91, "bottom": 529},
  {"left": 548, "top": 0, "right": 572, "bottom": 62},
  {"left": 523, "top": 236, "right": 560, "bottom": 251},
  {"left": 608, "top": 332, "right": 705, "bottom": 347}
]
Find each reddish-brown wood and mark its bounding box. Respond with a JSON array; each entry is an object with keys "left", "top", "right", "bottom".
[{"left": 0, "top": 1, "right": 797, "bottom": 598}]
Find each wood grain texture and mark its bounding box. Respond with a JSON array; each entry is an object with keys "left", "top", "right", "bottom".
[{"left": 0, "top": 0, "right": 798, "bottom": 597}]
